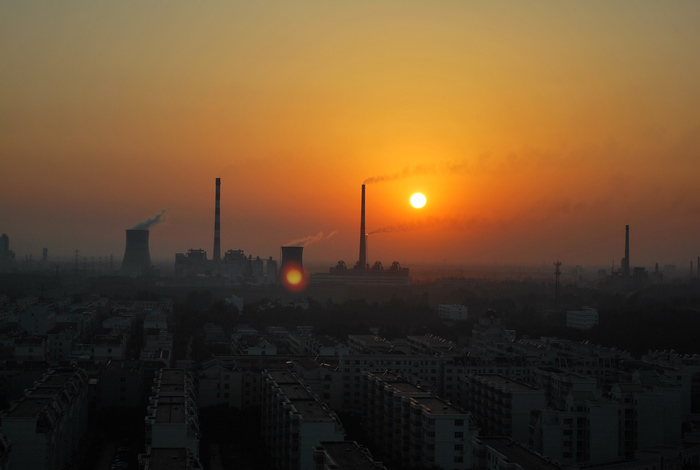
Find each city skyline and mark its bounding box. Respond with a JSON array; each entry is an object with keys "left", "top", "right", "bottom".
[{"left": 2, "top": 2, "right": 699, "bottom": 267}]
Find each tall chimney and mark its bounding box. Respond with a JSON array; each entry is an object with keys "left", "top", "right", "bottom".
[
  {"left": 358, "top": 184, "right": 367, "bottom": 269},
  {"left": 623, "top": 224, "right": 630, "bottom": 276},
  {"left": 121, "top": 229, "right": 151, "bottom": 277},
  {"left": 213, "top": 178, "right": 221, "bottom": 261}
]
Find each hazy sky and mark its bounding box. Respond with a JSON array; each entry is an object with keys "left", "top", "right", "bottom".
[{"left": 2, "top": 1, "right": 699, "bottom": 269}]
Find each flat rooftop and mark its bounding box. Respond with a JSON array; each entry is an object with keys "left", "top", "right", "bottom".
[
  {"left": 267, "top": 369, "right": 298, "bottom": 385},
  {"left": 146, "top": 448, "right": 190, "bottom": 470},
  {"left": 478, "top": 437, "right": 563, "bottom": 470},
  {"left": 474, "top": 375, "right": 540, "bottom": 391},
  {"left": 387, "top": 382, "right": 427, "bottom": 395},
  {"left": 318, "top": 441, "right": 382, "bottom": 470},
  {"left": 294, "top": 400, "right": 335, "bottom": 421},
  {"left": 278, "top": 382, "right": 314, "bottom": 401},
  {"left": 412, "top": 397, "right": 463, "bottom": 416},
  {"left": 154, "top": 396, "right": 186, "bottom": 424},
  {"left": 5, "top": 397, "right": 50, "bottom": 418}
]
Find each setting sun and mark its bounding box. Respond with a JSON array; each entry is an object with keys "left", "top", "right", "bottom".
[{"left": 410, "top": 193, "right": 427, "bottom": 209}]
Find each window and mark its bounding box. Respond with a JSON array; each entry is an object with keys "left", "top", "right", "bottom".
[
  {"left": 454, "top": 444, "right": 463, "bottom": 451},
  {"left": 454, "top": 432, "right": 464, "bottom": 438},
  {"left": 455, "top": 419, "right": 464, "bottom": 426},
  {"left": 454, "top": 456, "right": 463, "bottom": 463}
]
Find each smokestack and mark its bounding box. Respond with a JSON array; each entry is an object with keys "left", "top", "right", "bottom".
[
  {"left": 623, "top": 224, "right": 630, "bottom": 276},
  {"left": 120, "top": 229, "right": 152, "bottom": 277},
  {"left": 214, "top": 178, "right": 221, "bottom": 261},
  {"left": 359, "top": 184, "right": 367, "bottom": 269}
]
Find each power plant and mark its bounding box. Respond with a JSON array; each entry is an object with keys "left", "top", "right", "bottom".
[
  {"left": 310, "top": 184, "right": 410, "bottom": 286},
  {"left": 120, "top": 229, "right": 152, "bottom": 277},
  {"left": 173, "top": 178, "right": 278, "bottom": 284}
]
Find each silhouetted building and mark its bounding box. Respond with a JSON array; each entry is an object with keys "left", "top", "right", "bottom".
[
  {"left": 121, "top": 229, "right": 152, "bottom": 277},
  {"left": 213, "top": 178, "right": 221, "bottom": 262},
  {"left": 0, "top": 233, "right": 15, "bottom": 270}
]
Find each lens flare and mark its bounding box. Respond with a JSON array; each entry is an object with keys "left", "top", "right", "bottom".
[
  {"left": 286, "top": 269, "right": 302, "bottom": 285},
  {"left": 410, "top": 193, "right": 426, "bottom": 208},
  {"left": 281, "top": 262, "right": 308, "bottom": 292}
]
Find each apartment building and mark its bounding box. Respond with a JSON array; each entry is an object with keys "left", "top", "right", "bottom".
[
  {"left": 339, "top": 354, "right": 442, "bottom": 411},
  {"left": 533, "top": 367, "right": 598, "bottom": 409},
  {"left": 139, "top": 447, "right": 203, "bottom": 470},
  {"left": 566, "top": 307, "right": 599, "bottom": 330},
  {"left": 312, "top": 441, "right": 386, "bottom": 470},
  {"left": 196, "top": 355, "right": 290, "bottom": 409},
  {"left": 361, "top": 372, "right": 478, "bottom": 470},
  {"left": 262, "top": 369, "right": 345, "bottom": 470},
  {"left": 145, "top": 368, "right": 200, "bottom": 457},
  {"left": 529, "top": 392, "right": 620, "bottom": 466},
  {"left": 463, "top": 374, "right": 546, "bottom": 444},
  {"left": 1, "top": 368, "right": 89, "bottom": 470}
]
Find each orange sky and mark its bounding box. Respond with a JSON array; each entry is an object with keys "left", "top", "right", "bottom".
[{"left": 2, "top": 1, "right": 699, "bottom": 270}]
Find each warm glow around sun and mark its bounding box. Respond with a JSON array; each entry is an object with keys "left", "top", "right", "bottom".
[
  {"left": 410, "top": 193, "right": 427, "bottom": 208},
  {"left": 286, "top": 268, "right": 302, "bottom": 285}
]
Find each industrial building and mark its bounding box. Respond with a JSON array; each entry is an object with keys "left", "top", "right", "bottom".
[
  {"left": 311, "top": 184, "right": 411, "bottom": 287},
  {"left": 173, "top": 178, "right": 279, "bottom": 284}
]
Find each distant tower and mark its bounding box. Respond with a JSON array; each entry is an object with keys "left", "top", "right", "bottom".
[
  {"left": 266, "top": 256, "right": 278, "bottom": 284},
  {"left": 554, "top": 260, "right": 562, "bottom": 313},
  {"left": 358, "top": 184, "right": 367, "bottom": 269},
  {"left": 0, "top": 234, "right": 8, "bottom": 257},
  {"left": 42, "top": 248, "right": 47, "bottom": 262},
  {"left": 213, "top": 178, "right": 221, "bottom": 262},
  {"left": 622, "top": 224, "right": 630, "bottom": 276}
]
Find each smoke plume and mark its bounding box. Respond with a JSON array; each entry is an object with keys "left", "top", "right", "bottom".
[
  {"left": 368, "top": 215, "right": 477, "bottom": 234},
  {"left": 285, "top": 230, "right": 337, "bottom": 247},
  {"left": 131, "top": 210, "right": 166, "bottom": 230}
]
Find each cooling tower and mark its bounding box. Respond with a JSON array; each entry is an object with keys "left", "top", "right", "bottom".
[
  {"left": 120, "top": 229, "right": 152, "bottom": 276},
  {"left": 358, "top": 184, "right": 367, "bottom": 269},
  {"left": 280, "top": 246, "right": 303, "bottom": 271},
  {"left": 213, "top": 178, "right": 221, "bottom": 261}
]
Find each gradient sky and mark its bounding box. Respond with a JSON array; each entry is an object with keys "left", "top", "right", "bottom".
[{"left": 2, "top": 1, "right": 699, "bottom": 270}]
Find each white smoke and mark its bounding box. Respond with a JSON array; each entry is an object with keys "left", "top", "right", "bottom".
[
  {"left": 285, "top": 230, "right": 337, "bottom": 247},
  {"left": 131, "top": 210, "right": 166, "bottom": 230}
]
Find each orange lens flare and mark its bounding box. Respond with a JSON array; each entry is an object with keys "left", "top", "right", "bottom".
[{"left": 281, "top": 263, "right": 308, "bottom": 292}]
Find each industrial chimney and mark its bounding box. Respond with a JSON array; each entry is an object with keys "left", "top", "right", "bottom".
[
  {"left": 213, "top": 178, "right": 221, "bottom": 262},
  {"left": 358, "top": 184, "right": 367, "bottom": 269},
  {"left": 120, "top": 229, "right": 152, "bottom": 277},
  {"left": 622, "top": 224, "right": 630, "bottom": 276}
]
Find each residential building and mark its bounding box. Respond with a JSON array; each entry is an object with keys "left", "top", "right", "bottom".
[
  {"left": 262, "top": 369, "right": 345, "bottom": 470},
  {"left": 1, "top": 368, "right": 89, "bottom": 470},
  {"left": 438, "top": 304, "right": 469, "bottom": 321},
  {"left": 313, "top": 441, "right": 386, "bottom": 470},
  {"left": 463, "top": 374, "right": 546, "bottom": 444},
  {"left": 566, "top": 307, "right": 599, "bottom": 330},
  {"left": 145, "top": 368, "right": 200, "bottom": 457}
]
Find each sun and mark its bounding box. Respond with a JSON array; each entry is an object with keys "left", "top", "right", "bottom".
[{"left": 410, "top": 193, "right": 426, "bottom": 208}]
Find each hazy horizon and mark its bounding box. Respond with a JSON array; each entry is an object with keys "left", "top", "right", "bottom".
[{"left": 2, "top": 2, "right": 699, "bottom": 267}]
